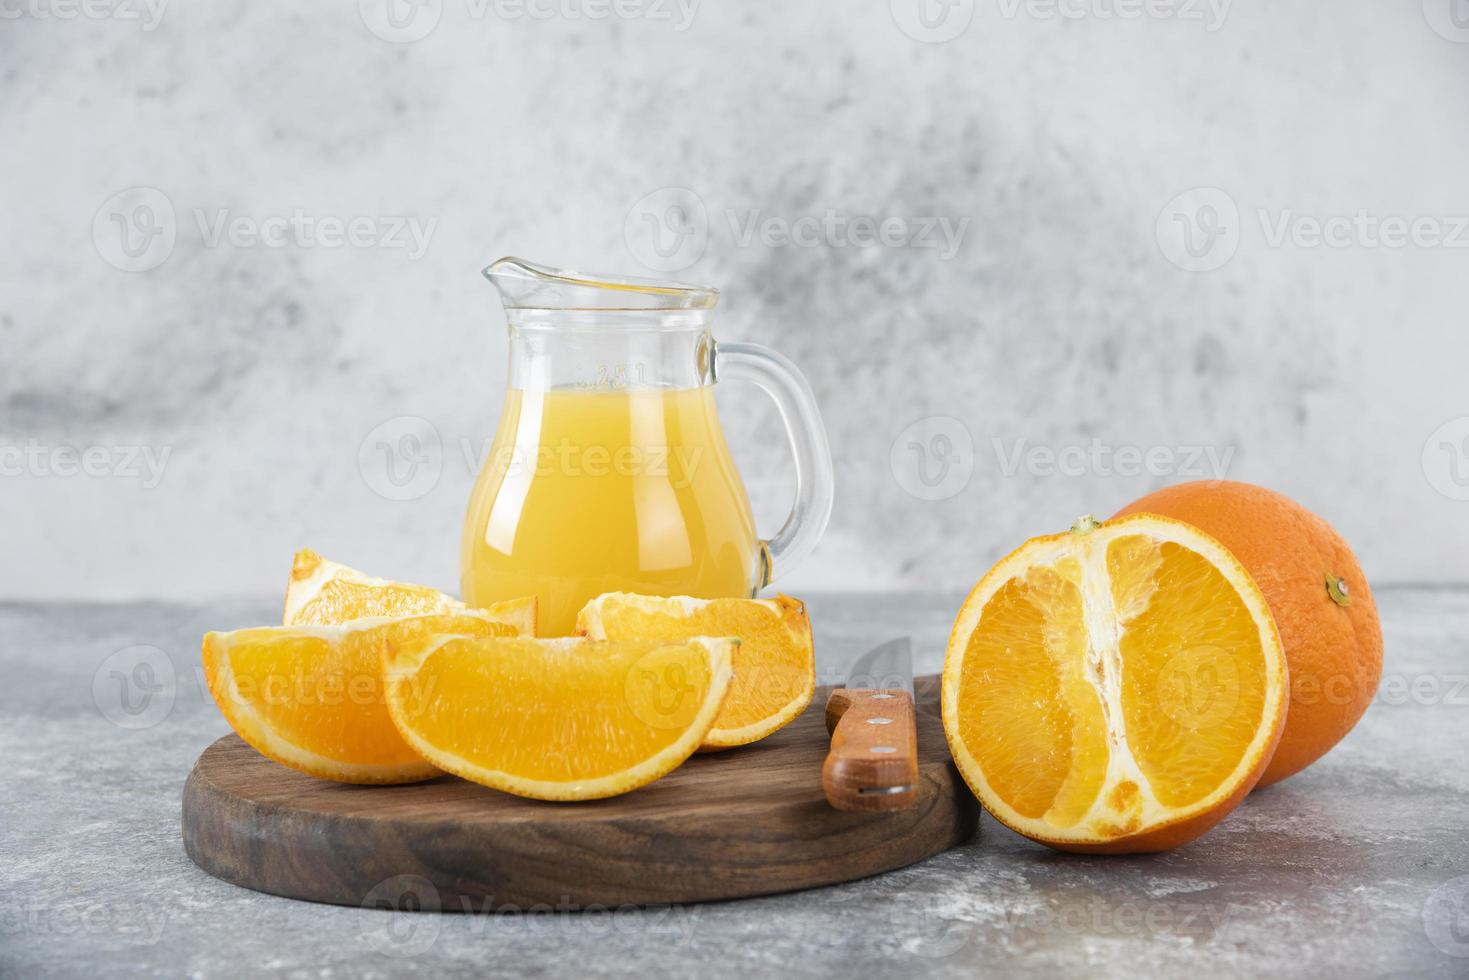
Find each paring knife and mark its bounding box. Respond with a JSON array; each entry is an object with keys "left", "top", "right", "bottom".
[{"left": 822, "top": 637, "right": 919, "bottom": 812}]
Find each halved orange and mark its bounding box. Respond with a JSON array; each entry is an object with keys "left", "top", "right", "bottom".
[
  {"left": 201, "top": 612, "right": 527, "bottom": 783},
  {"left": 942, "top": 514, "right": 1289, "bottom": 853},
  {"left": 283, "top": 548, "right": 536, "bottom": 635},
  {"left": 382, "top": 634, "right": 736, "bottom": 800},
  {"left": 576, "top": 593, "right": 815, "bottom": 749}
]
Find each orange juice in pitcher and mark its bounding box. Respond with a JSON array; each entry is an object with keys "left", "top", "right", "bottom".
[{"left": 461, "top": 258, "right": 833, "bottom": 636}]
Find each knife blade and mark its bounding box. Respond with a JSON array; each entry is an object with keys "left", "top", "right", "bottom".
[{"left": 822, "top": 637, "right": 919, "bottom": 812}]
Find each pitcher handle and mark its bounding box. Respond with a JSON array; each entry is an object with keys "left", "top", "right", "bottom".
[{"left": 711, "top": 341, "right": 834, "bottom": 587}]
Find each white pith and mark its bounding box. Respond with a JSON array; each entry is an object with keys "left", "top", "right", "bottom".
[
  {"left": 942, "top": 516, "right": 1287, "bottom": 843},
  {"left": 283, "top": 555, "right": 468, "bottom": 623},
  {"left": 1074, "top": 525, "right": 1166, "bottom": 829},
  {"left": 282, "top": 553, "right": 535, "bottom": 635}
]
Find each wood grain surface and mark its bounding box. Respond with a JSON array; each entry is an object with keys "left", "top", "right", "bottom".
[
  {"left": 182, "top": 675, "right": 977, "bottom": 910},
  {"left": 822, "top": 689, "right": 920, "bottom": 812}
]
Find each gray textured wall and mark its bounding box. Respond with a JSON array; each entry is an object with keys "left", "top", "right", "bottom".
[{"left": 3, "top": 1, "right": 1467, "bottom": 601}]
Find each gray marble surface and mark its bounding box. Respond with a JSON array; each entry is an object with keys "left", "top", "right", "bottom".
[
  {"left": 2, "top": 588, "right": 1467, "bottom": 979},
  {"left": 6, "top": 2, "right": 1469, "bottom": 603}
]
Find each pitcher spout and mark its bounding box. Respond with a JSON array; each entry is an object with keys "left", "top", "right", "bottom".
[{"left": 483, "top": 257, "right": 718, "bottom": 312}]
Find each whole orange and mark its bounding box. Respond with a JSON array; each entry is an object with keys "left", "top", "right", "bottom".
[{"left": 1114, "top": 480, "right": 1382, "bottom": 787}]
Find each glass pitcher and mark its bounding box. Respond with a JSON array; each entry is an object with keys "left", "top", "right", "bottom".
[{"left": 461, "top": 258, "right": 834, "bottom": 636}]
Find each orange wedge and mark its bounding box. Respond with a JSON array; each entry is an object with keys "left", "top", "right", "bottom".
[
  {"left": 576, "top": 593, "right": 815, "bottom": 749},
  {"left": 283, "top": 548, "right": 536, "bottom": 635},
  {"left": 382, "top": 634, "right": 735, "bottom": 800},
  {"left": 942, "top": 514, "right": 1288, "bottom": 853},
  {"left": 201, "top": 612, "right": 526, "bottom": 783}
]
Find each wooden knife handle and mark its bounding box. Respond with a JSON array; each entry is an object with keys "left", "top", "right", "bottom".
[{"left": 822, "top": 689, "right": 919, "bottom": 812}]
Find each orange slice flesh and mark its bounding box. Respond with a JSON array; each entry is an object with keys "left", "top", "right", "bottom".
[
  {"left": 201, "top": 612, "right": 526, "bottom": 784},
  {"left": 382, "top": 635, "right": 735, "bottom": 801},
  {"left": 283, "top": 548, "right": 536, "bottom": 635},
  {"left": 576, "top": 593, "right": 815, "bottom": 749},
  {"left": 942, "top": 514, "right": 1288, "bottom": 853}
]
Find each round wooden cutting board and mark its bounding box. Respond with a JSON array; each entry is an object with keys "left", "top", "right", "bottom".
[{"left": 182, "top": 676, "right": 978, "bottom": 910}]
